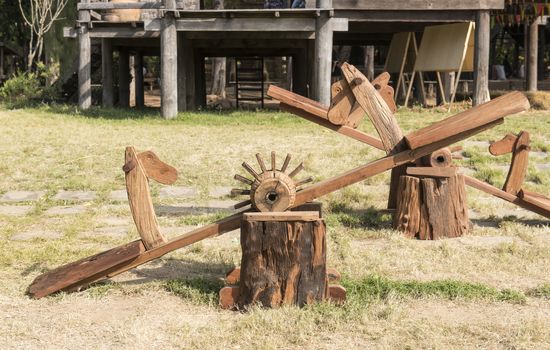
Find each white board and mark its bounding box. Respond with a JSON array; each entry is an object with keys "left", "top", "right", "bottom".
[{"left": 414, "top": 22, "right": 474, "bottom": 73}]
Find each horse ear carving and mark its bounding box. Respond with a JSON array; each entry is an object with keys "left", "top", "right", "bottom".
[{"left": 137, "top": 151, "right": 178, "bottom": 185}]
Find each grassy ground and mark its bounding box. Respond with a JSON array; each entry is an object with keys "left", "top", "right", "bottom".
[{"left": 0, "top": 104, "right": 549, "bottom": 349}]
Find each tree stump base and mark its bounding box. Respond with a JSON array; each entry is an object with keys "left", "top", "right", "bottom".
[
  {"left": 219, "top": 210, "right": 345, "bottom": 309},
  {"left": 394, "top": 173, "right": 471, "bottom": 240}
]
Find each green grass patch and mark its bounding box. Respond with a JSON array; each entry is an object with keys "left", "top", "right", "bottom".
[
  {"left": 343, "top": 275, "right": 526, "bottom": 304},
  {"left": 527, "top": 283, "right": 550, "bottom": 299},
  {"left": 164, "top": 276, "right": 224, "bottom": 306}
]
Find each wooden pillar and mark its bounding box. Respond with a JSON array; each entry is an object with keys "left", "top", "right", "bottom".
[
  {"left": 135, "top": 53, "right": 145, "bottom": 108},
  {"left": 129, "top": 55, "right": 136, "bottom": 107},
  {"left": 101, "top": 39, "right": 114, "bottom": 107},
  {"left": 78, "top": 8, "right": 92, "bottom": 110},
  {"left": 473, "top": 10, "right": 491, "bottom": 106},
  {"left": 118, "top": 49, "right": 130, "bottom": 108},
  {"left": 161, "top": 0, "right": 178, "bottom": 118},
  {"left": 313, "top": 0, "right": 333, "bottom": 105},
  {"left": 293, "top": 49, "right": 308, "bottom": 96},
  {"left": 195, "top": 54, "right": 206, "bottom": 108},
  {"left": 365, "top": 45, "right": 374, "bottom": 81},
  {"left": 527, "top": 19, "right": 538, "bottom": 92},
  {"left": 238, "top": 212, "right": 327, "bottom": 308}
]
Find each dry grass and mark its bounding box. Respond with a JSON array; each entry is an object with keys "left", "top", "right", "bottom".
[{"left": 0, "top": 105, "right": 549, "bottom": 349}]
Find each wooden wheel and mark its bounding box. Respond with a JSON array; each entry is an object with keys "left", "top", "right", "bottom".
[{"left": 232, "top": 152, "right": 313, "bottom": 212}]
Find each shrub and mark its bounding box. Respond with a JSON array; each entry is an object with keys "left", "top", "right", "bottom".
[{"left": 0, "top": 62, "right": 59, "bottom": 108}]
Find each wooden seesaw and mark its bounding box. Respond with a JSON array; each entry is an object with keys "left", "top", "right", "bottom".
[{"left": 27, "top": 62, "right": 542, "bottom": 299}]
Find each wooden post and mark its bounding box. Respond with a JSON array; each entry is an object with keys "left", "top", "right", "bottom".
[
  {"left": 473, "top": 10, "right": 491, "bottom": 106},
  {"left": 527, "top": 19, "right": 538, "bottom": 92},
  {"left": 102, "top": 39, "right": 114, "bottom": 107},
  {"left": 365, "top": 45, "right": 374, "bottom": 81},
  {"left": 238, "top": 212, "right": 327, "bottom": 308},
  {"left": 394, "top": 174, "right": 470, "bottom": 240},
  {"left": 129, "top": 55, "right": 136, "bottom": 107},
  {"left": 313, "top": 0, "right": 333, "bottom": 105},
  {"left": 118, "top": 49, "right": 130, "bottom": 108},
  {"left": 78, "top": 8, "right": 92, "bottom": 110},
  {"left": 135, "top": 53, "right": 145, "bottom": 108},
  {"left": 161, "top": 0, "right": 178, "bottom": 118}
]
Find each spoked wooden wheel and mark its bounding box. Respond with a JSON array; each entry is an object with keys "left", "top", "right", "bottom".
[{"left": 233, "top": 152, "right": 313, "bottom": 212}]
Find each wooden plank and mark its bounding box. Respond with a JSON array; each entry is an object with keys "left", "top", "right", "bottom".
[
  {"left": 340, "top": 62, "right": 404, "bottom": 154},
  {"left": 327, "top": 79, "right": 355, "bottom": 126},
  {"left": 406, "top": 166, "right": 457, "bottom": 178},
  {"left": 280, "top": 103, "right": 385, "bottom": 150},
  {"left": 404, "top": 91, "right": 530, "bottom": 150},
  {"left": 464, "top": 175, "right": 550, "bottom": 219},
  {"left": 489, "top": 133, "right": 518, "bottom": 156},
  {"left": 518, "top": 189, "right": 550, "bottom": 204},
  {"left": 137, "top": 151, "right": 178, "bottom": 185},
  {"left": 78, "top": 2, "right": 162, "bottom": 10},
  {"left": 125, "top": 147, "right": 168, "bottom": 250},
  {"left": 332, "top": 0, "right": 504, "bottom": 10},
  {"left": 268, "top": 85, "right": 328, "bottom": 119},
  {"left": 503, "top": 131, "right": 530, "bottom": 195},
  {"left": 144, "top": 18, "right": 317, "bottom": 32},
  {"left": 244, "top": 211, "right": 320, "bottom": 222},
  {"left": 27, "top": 241, "right": 145, "bottom": 299}
]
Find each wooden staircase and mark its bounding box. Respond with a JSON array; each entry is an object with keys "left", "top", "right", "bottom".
[{"left": 235, "top": 57, "right": 264, "bottom": 108}]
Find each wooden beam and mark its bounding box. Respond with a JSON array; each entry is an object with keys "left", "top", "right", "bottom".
[
  {"left": 473, "top": 10, "right": 491, "bottom": 106},
  {"left": 101, "top": 39, "right": 114, "bottom": 107},
  {"left": 78, "top": 2, "right": 162, "bottom": 10},
  {"left": 405, "top": 91, "right": 530, "bottom": 150},
  {"left": 145, "top": 18, "right": 318, "bottom": 32},
  {"left": 464, "top": 175, "right": 550, "bottom": 219},
  {"left": 340, "top": 10, "right": 476, "bottom": 23},
  {"left": 332, "top": 0, "right": 504, "bottom": 10},
  {"left": 406, "top": 166, "right": 458, "bottom": 178}
]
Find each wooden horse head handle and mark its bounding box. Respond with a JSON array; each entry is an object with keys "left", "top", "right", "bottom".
[{"left": 124, "top": 147, "right": 178, "bottom": 250}]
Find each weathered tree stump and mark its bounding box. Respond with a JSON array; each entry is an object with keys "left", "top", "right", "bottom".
[
  {"left": 230, "top": 211, "right": 329, "bottom": 308},
  {"left": 394, "top": 174, "right": 470, "bottom": 240}
]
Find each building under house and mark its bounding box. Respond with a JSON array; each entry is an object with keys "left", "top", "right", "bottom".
[{"left": 67, "top": 0, "right": 504, "bottom": 118}]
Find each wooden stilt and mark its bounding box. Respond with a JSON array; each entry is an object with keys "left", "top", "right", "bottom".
[
  {"left": 473, "top": 10, "right": 491, "bottom": 105},
  {"left": 101, "top": 39, "right": 114, "bottom": 107},
  {"left": 118, "top": 49, "right": 130, "bottom": 108},
  {"left": 161, "top": 0, "right": 178, "bottom": 118},
  {"left": 527, "top": 19, "right": 538, "bottom": 92},
  {"left": 135, "top": 53, "right": 145, "bottom": 108},
  {"left": 313, "top": 0, "right": 333, "bottom": 105},
  {"left": 78, "top": 10, "right": 91, "bottom": 110}
]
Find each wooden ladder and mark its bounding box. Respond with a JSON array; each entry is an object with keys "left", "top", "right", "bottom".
[{"left": 235, "top": 57, "right": 264, "bottom": 109}]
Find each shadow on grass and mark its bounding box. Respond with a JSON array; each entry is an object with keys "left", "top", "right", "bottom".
[
  {"left": 327, "top": 203, "right": 393, "bottom": 229},
  {"left": 471, "top": 217, "right": 550, "bottom": 228}
]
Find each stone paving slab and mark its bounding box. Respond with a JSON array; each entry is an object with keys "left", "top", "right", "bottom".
[
  {"left": 208, "top": 186, "right": 233, "bottom": 198},
  {"left": 159, "top": 186, "right": 198, "bottom": 199},
  {"left": 109, "top": 190, "right": 128, "bottom": 202},
  {"left": 0, "top": 205, "right": 33, "bottom": 216},
  {"left": 45, "top": 205, "right": 87, "bottom": 216},
  {"left": 53, "top": 190, "right": 96, "bottom": 201},
  {"left": 11, "top": 230, "right": 63, "bottom": 241},
  {"left": 154, "top": 202, "right": 235, "bottom": 216},
  {"left": 206, "top": 200, "right": 238, "bottom": 209},
  {"left": 97, "top": 216, "right": 131, "bottom": 226},
  {"left": 1, "top": 191, "right": 46, "bottom": 202},
  {"left": 536, "top": 163, "right": 550, "bottom": 171}
]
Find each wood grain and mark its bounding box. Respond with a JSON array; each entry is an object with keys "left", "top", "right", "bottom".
[
  {"left": 420, "top": 148, "right": 453, "bottom": 167},
  {"left": 327, "top": 79, "right": 355, "bottom": 126},
  {"left": 406, "top": 166, "right": 457, "bottom": 178},
  {"left": 503, "top": 131, "right": 530, "bottom": 195},
  {"left": 243, "top": 211, "right": 320, "bottom": 222},
  {"left": 137, "top": 151, "right": 178, "bottom": 185},
  {"left": 489, "top": 133, "right": 518, "bottom": 156},
  {"left": 125, "top": 147, "right": 168, "bottom": 250},
  {"left": 405, "top": 91, "right": 530, "bottom": 150},
  {"left": 238, "top": 217, "right": 327, "bottom": 308}
]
